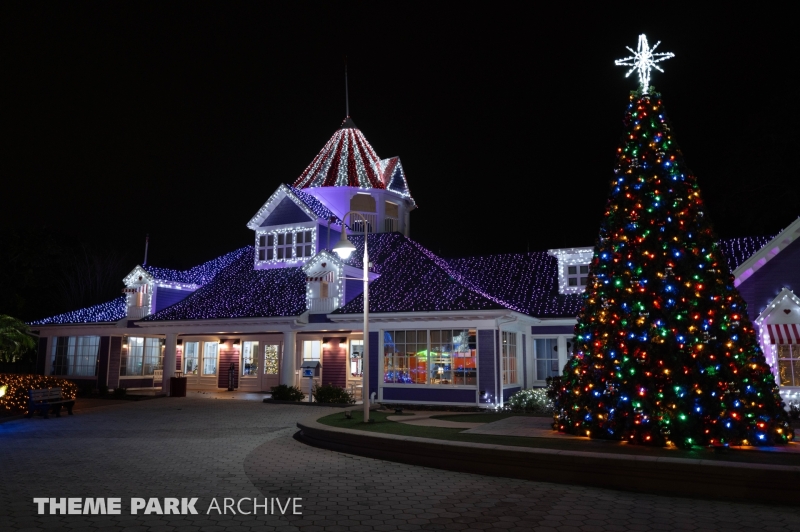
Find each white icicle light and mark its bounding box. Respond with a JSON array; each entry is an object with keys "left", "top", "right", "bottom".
[{"left": 615, "top": 34, "right": 675, "bottom": 94}]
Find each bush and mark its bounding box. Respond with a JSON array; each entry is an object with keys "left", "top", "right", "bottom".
[
  {"left": 270, "top": 384, "right": 305, "bottom": 401},
  {"left": 112, "top": 387, "right": 127, "bottom": 399},
  {"left": 789, "top": 403, "right": 800, "bottom": 421},
  {"left": 312, "top": 383, "right": 355, "bottom": 404},
  {"left": 0, "top": 374, "right": 78, "bottom": 415},
  {"left": 505, "top": 388, "right": 554, "bottom": 414}
]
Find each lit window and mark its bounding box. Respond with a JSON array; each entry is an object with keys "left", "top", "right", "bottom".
[
  {"left": 303, "top": 340, "right": 321, "bottom": 361},
  {"left": 264, "top": 345, "right": 279, "bottom": 375},
  {"left": 257, "top": 230, "right": 314, "bottom": 262},
  {"left": 203, "top": 342, "right": 218, "bottom": 375},
  {"left": 350, "top": 339, "right": 364, "bottom": 378},
  {"left": 183, "top": 342, "right": 199, "bottom": 375},
  {"left": 51, "top": 336, "right": 100, "bottom": 376},
  {"left": 383, "top": 329, "right": 476, "bottom": 386},
  {"left": 778, "top": 345, "right": 800, "bottom": 386},
  {"left": 120, "top": 337, "right": 163, "bottom": 376},
  {"left": 242, "top": 341, "right": 259, "bottom": 377}
]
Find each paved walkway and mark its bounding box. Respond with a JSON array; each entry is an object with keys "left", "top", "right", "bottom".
[
  {"left": 3, "top": 397, "right": 800, "bottom": 531},
  {"left": 387, "top": 411, "right": 485, "bottom": 428}
]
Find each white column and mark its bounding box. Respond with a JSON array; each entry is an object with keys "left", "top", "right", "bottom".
[
  {"left": 162, "top": 333, "right": 178, "bottom": 396},
  {"left": 281, "top": 331, "right": 297, "bottom": 387},
  {"left": 557, "top": 335, "right": 568, "bottom": 374}
]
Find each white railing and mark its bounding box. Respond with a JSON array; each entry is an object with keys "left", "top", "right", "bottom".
[
  {"left": 309, "top": 297, "right": 337, "bottom": 314},
  {"left": 384, "top": 217, "right": 399, "bottom": 233},
  {"left": 351, "top": 212, "right": 377, "bottom": 234}
]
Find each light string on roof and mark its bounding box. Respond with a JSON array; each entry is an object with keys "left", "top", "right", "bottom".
[{"left": 552, "top": 91, "right": 792, "bottom": 448}]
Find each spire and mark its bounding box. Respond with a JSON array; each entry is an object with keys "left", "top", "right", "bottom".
[{"left": 345, "top": 57, "right": 350, "bottom": 118}]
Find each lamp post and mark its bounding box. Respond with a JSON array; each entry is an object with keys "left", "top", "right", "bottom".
[{"left": 332, "top": 211, "right": 370, "bottom": 423}]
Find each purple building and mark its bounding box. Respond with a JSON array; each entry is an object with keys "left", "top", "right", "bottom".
[{"left": 28, "top": 116, "right": 800, "bottom": 407}]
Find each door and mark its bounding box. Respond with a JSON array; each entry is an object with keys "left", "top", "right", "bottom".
[
  {"left": 182, "top": 341, "right": 200, "bottom": 387},
  {"left": 262, "top": 344, "right": 281, "bottom": 392}
]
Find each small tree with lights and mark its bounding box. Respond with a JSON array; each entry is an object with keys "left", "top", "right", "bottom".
[{"left": 552, "top": 35, "right": 793, "bottom": 448}]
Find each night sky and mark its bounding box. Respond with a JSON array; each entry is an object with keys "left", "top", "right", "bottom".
[{"left": 4, "top": 4, "right": 798, "bottom": 271}]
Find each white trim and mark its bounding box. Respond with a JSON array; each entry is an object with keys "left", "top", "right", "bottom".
[
  {"left": 548, "top": 247, "right": 594, "bottom": 295},
  {"left": 734, "top": 217, "right": 800, "bottom": 287},
  {"left": 246, "top": 184, "right": 318, "bottom": 230}
]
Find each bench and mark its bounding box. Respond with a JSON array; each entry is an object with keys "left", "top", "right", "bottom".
[
  {"left": 153, "top": 369, "right": 163, "bottom": 388},
  {"left": 27, "top": 388, "right": 75, "bottom": 419}
]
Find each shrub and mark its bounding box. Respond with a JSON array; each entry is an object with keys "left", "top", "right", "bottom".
[
  {"left": 0, "top": 374, "right": 79, "bottom": 415},
  {"left": 789, "top": 403, "right": 800, "bottom": 421},
  {"left": 270, "top": 384, "right": 305, "bottom": 401},
  {"left": 112, "top": 387, "right": 127, "bottom": 399},
  {"left": 312, "top": 383, "right": 355, "bottom": 404},
  {"left": 505, "top": 388, "right": 554, "bottom": 414}
]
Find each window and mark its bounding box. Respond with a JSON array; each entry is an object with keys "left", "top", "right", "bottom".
[
  {"left": 184, "top": 342, "right": 199, "bottom": 375},
  {"left": 258, "top": 230, "right": 314, "bottom": 262},
  {"left": 203, "top": 342, "right": 218, "bottom": 375},
  {"left": 121, "top": 337, "right": 163, "bottom": 376},
  {"left": 350, "top": 339, "right": 363, "bottom": 378},
  {"left": 778, "top": 345, "right": 800, "bottom": 386},
  {"left": 502, "top": 331, "right": 518, "bottom": 385},
  {"left": 303, "top": 340, "right": 321, "bottom": 361},
  {"left": 264, "top": 345, "right": 279, "bottom": 375},
  {"left": 383, "top": 329, "right": 476, "bottom": 386},
  {"left": 534, "top": 338, "right": 561, "bottom": 381},
  {"left": 567, "top": 265, "right": 589, "bottom": 287},
  {"left": 242, "top": 341, "right": 259, "bottom": 376},
  {"left": 51, "top": 336, "right": 100, "bottom": 376}
]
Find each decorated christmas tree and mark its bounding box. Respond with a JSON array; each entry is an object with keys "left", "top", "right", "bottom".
[{"left": 552, "top": 35, "right": 793, "bottom": 448}]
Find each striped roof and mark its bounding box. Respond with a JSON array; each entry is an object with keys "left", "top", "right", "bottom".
[{"left": 293, "top": 118, "right": 386, "bottom": 189}]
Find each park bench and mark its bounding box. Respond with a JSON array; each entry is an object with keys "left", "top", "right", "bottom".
[{"left": 27, "top": 388, "right": 75, "bottom": 419}]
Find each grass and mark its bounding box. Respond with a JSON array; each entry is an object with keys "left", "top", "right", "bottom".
[
  {"left": 430, "top": 412, "right": 549, "bottom": 423},
  {"left": 317, "top": 410, "right": 800, "bottom": 467}
]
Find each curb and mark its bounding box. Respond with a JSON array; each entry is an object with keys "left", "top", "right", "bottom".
[
  {"left": 296, "top": 413, "right": 800, "bottom": 505},
  {"left": 263, "top": 399, "right": 357, "bottom": 408}
]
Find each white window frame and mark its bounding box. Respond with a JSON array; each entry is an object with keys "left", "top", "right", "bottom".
[
  {"left": 242, "top": 341, "right": 259, "bottom": 377},
  {"left": 778, "top": 344, "right": 800, "bottom": 387},
  {"left": 566, "top": 264, "right": 590, "bottom": 288},
  {"left": 183, "top": 341, "right": 199, "bottom": 375},
  {"left": 548, "top": 247, "right": 594, "bottom": 295},
  {"left": 121, "top": 337, "right": 163, "bottom": 377},
  {"left": 303, "top": 340, "right": 321, "bottom": 361},
  {"left": 380, "top": 329, "right": 478, "bottom": 388},
  {"left": 501, "top": 331, "right": 519, "bottom": 386},
  {"left": 256, "top": 227, "right": 316, "bottom": 264},
  {"left": 202, "top": 342, "right": 219, "bottom": 376}
]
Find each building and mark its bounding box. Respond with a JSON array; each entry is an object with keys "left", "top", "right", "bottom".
[{"left": 29, "top": 115, "right": 800, "bottom": 407}]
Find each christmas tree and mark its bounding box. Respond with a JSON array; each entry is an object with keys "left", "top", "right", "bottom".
[{"left": 552, "top": 35, "right": 793, "bottom": 448}]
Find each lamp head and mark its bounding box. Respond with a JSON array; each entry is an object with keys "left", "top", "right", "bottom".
[{"left": 332, "top": 231, "right": 356, "bottom": 260}]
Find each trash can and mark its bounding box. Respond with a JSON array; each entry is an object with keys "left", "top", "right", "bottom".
[{"left": 170, "top": 377, "right": 187, "bottom": 397}]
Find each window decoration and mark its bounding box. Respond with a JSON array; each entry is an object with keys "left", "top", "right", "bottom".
[
  {"left": 203, "top": 342, "right": 218, "bottom": 375},
  {"left": 383, "top": 329, "right": 476, "bottom": 386},
  {"left": 242, "top": 341, "right": 259, "bottom": 376},
  {"left": 184, "top": 342, "right": 199, "bottom": 375},
  {"left": 121, "top": 337, "right": 163, "bottom": 376},
  {"left": 501, "top": 331, "right": 518, "bottom": 385},
  {"left": 256, "top": 228, "right": 315, "bottom": 263},
  {"left": 264, "top": 345, "right": 279, "bottom": 375},
  {"left": 51, "top": 336, "right": 100, "bottom": 376}
]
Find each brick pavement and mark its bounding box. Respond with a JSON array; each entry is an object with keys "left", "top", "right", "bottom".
[{"left": 1, "top": 397, "right": 799, "bottom": 531}]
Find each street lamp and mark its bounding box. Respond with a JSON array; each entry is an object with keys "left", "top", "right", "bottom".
[{"left": 332, "top": 212, "right": 371, "bottom": 423}]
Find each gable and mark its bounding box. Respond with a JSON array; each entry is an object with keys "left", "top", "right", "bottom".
[{"left": 260, "top": 196, "right": 313, "bottom": 227}]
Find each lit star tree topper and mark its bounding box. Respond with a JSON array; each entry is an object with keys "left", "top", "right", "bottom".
[{"left": 615, "top": 34, "right": 675, "bottom": 94}]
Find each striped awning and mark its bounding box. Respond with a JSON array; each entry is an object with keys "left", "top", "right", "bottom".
[
  {"left": 766, "top": 324, "right": 800, "bottom": 344},
  {"left": 306, "top": 271, "right": 334, "bottom": 283}
]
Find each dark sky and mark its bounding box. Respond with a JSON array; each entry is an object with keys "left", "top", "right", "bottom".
[{"left": 3, "top": 3, "right": 798, "bottom": 270}]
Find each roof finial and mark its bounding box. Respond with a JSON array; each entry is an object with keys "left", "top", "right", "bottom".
[{"left": 345, "top": 56, "right": 350, "bottom": 118}]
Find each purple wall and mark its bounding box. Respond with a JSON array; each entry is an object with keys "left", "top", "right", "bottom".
[
  {"left": 503, "top": 386, "right": 521, "bottom": 401},
  {"left": 118, "top": 378, "right": 154, "bottom": 388},
  {"left": 382, "top": 387, "right": 476, "bottom": 403},
  {"left": 97, "top": 336, "right": 111, "bottom": 389},
  {"left": 260, "top": 196, "right": 312, "bottom": 227},
  {"left": 478, "top": 329, "right": 495, "bottom": 404},
  {"left": 108, "top": 337, "right": 122, "bottom": 388},
  {"left": 345, "top": 279, "right": 364, "bottom": 304},
  {"left": 155, "top": 287, "right": 193, "bottom": 313},
  {"left": 738, "top": 237, "right": 800, "bottom": 322},
  {"left": 317, "top": 224, "right": 341, "bottom": 253},
  {"left": 217, "top": 348, "right": 239, "bottom": 389}
]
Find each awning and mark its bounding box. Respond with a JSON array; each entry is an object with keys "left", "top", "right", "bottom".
[
  {"left": 306, "top": 271, "right": 334, "bottom": 283},
  {"left": 766, "top": 324, "right": 800, "bottom": 344}
]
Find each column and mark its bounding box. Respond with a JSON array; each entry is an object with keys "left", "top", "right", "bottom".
[
  {"left": 162, "top": 333, "right": 178, "bottom": 396},
  {"left": 557, "top": 335, "right": 568, "bottom": 374},
  {"left": 281, "top": 331, "right": 297, "bottom": 387}
]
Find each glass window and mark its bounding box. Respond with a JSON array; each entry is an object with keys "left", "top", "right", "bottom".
[
  {"left": 264, "top": 345, "right": 279, "bottom": 375},
  {"left": 502, "top": 331, "right": 518, "bottom": 385},
  {"left": 383, "top": 329, "right": 476, "bottom": 386},
  {"left": 51, "top": 336, "right": 100, "bottom": 376},
  {"left": 350, "top": 339, "right": 364, "bottom": 378},
  {"left": 203, "top": 342, "right": 218, "bottom": 375},
  {"left": 566, "top": 263, "right": 590, "bottom": 289},
  {"left": 143, "top": 338, "right": 162, "bottom": 375},
  {"left": 303, "top": 340, "right": 321, "bottom": 361},
  {"left": 123, "top": 337, "right": 144, "bottom": 376},
  {"left": 535, "top": 338, "right": 560, "bottom": 381},
  {"left": 258, "top": 230, "right": 314, "bottom": 262},
  {"left": 120, "top": 337, "right": 162, "bottom": 376},
  {"left": 184, "top": 342, "right": 199, "bottom": 375},
  {"left": 242, "top": 341, "right": 259, "bottom": 376},
  {"left": 778, "top": 345, "right": 800, "bottom": 386},
  {"left": 452, "top": 330, "right": 477, "bottom": 386}
]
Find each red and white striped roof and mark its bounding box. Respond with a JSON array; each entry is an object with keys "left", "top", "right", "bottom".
[
  {"left": 765, "top": 323, "right": 800, "bottom": 344},
  {"left": 293, "top": 118, "right": 386, "bottom": 190}
]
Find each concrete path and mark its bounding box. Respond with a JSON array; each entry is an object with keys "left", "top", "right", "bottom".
[
  {"left": 464, "top": 415, "right": 583, "bottom": 439},
  {"left": 3, "top": 397, "right": 800, "bottom": 531},
  {"left": 386, "top": 411, "right": 485, "bottom": 428}
]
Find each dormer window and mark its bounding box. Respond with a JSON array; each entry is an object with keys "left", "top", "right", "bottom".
[
  {"left": 548, "top": 247, "right": 594, "bottom": 295},
  {"left": 257, "top": 229, "right": 315, "bottom": 263},
  {"left": 567, "top": 265, "right": 589, "bottom": 287}
]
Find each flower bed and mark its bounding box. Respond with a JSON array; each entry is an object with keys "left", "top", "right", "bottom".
[{"left": 0, "top": 374, "right": 78, "bottom": 415}]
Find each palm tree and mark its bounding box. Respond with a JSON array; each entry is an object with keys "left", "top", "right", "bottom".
[{"left": 0, "top": 315, "right": 36, "bottom": 363}]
